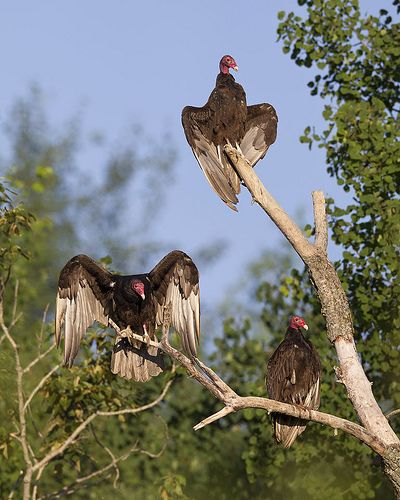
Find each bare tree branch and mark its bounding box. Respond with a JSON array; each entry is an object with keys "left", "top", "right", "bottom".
[
  {"left": 224, "top": 145, "right": 315, "bottom": 260},
  {"left": 224, "top": 145, "right": 399, "bottom": 447},
  {"left": 36, "top": 304, "right": 49, "bottom": 354},
  {"left": 312, "top": 190, "right": 328, "bottom": 252},
  {"left": 108, "top": 319, "right": 161, "bottom": 349},
  {"left": 23, "top": 344, "right": 56, "bottom": 374},
  {"left": 38, "top": 416, "right": 170, "bottom": 499},
  {"left": 147, "top": 306, "right": 384, "bottom": 455},
  {"left": 386, "top": 409, "right": 400, "bottom": 420},
  {"left": 37, "top": 443, "right": 140, "bottom": 499},
  {"left": 31, "top": 377, "right": 174, "bottom": 475},
  {"left": 90, "top": 424, "right": 121, "bottom": 488},
  {"left": 23, "top": 364, "right": 60, "bottom": 412},
  {"left": 0, "top": 298, "right": 33, "bottom": 500},
  {"left": 11, "top": 280, "right": 19, "bottom": 323},
  {"left": 195, "top": 396, "right": 385, "bottom": 454}
]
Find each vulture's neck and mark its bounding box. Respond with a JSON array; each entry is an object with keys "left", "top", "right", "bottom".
[
  {"left": 286, "top": 327, "right": 312, "bottom": 349},
  {"left": 286, "top": 327, "right": 304, "bottom": 338},
  {"left": 216, "top": 72, "right": 235, "bottom": 86}
]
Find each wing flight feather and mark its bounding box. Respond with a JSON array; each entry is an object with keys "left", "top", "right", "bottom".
[
  {"left": 149, "top": 250, "right": 200, "bottom": 357},
  {"left": 241, "top": 103, "right": 278, "bottom": 167},
  {"left": 55, "top": 254, "right": 115, "bottom": 367}
]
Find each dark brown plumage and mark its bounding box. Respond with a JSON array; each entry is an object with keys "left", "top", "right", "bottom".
[
  {"left": 182, "top": 54, "right": 278, "bottom": 211},
  {"left": 266, "top": 316, "right": 321, "bottom": 448},
  {"left": 55, "top": 250, "right": 200, "bottom": 382}
]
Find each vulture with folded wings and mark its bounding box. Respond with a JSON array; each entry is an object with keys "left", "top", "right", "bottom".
[
  {"left": 266, "top": 316, "right": 321, "bottom": 448},
  {"left": 55, "top": 250, "right": 200, "bottom": 382},
  {"left": 182, "top": 54, "right": 278, "bottom": 211}
]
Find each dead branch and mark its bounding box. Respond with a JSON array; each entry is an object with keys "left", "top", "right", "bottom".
[
  {"left": 23, "top": 364, "right": 60, "bottom": 412},
  {"left": 36, "top": 304, "right": 49, "bottom": 354},
  {"left": 386, "top": 409, "right": 400, "bottom": 420},
  {"left": 0, "top": 298, "right": 33, "bottom": 500},
  {"left": 37, "top": 443, "right": 140, "bottom": 499},
  {"left": 90, "top": 424, "right": 121, "bottom": 488},
  {"left": 23, "top": 344, "right": 56, "bottom": 374},
  {"left": 312, "top": 190, "right": 328, "bottom": 252},
  {"left": 31, "top": 377, "right": 173, "bottom": 476},
  {"left": 145, "top": 306, "right": 383, "bottom": 455},
  {"left": 108, "top": 319, "right": 161, "bottom": 349},
  {"left": 37, "top": 416, "right": 169, "bottom": 499},
  {"left": 224, "top": 144, "right": 398, "bottom": 446}
]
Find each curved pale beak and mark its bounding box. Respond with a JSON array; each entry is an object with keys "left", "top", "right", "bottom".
[
  {"left": 232, "top": 65, "right": 238, "bottom": 72},
  {"left": 302, "top": 324, "right": 309, "bottom": 331},
  {"left": 140, "top": 293, "right": 145, "bottom": 300}
]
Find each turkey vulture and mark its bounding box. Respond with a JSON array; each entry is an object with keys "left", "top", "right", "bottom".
[
  {"left": 55, "top": 250, "right": 200, "bottom": 382},
  {"left": 182, "top": 54, "right": 278, "bottom": 211},
  {"left": 266, "top": 316, "right": 321, "bottom": 448}
]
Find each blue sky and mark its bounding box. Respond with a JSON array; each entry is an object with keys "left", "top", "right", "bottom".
[{"left": 0, "top": 1, "right": 383, "bottom": 309}]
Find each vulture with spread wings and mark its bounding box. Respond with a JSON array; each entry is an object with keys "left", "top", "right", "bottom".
[
  {"left": 182, "top": 54, "right": 278, "bottom": 211},
  {"left": 55, "top": 250, "right": 200, "bottom": 382},
  {"left": 266, "top": 316, "right": 321, "bottom": 448}
]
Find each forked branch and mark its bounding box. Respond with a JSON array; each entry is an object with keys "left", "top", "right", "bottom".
[{"left": 152, "top": 306, "right": 384, "bottom": 455}]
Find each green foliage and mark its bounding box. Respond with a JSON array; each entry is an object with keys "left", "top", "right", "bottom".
[
  {"left": 0, "top": 182, "right": 35, "bottom": 279},
  {"left": 277, "top": 0, "right": 400, "bottom": 410}
]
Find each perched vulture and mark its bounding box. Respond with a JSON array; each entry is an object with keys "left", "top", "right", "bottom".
[
  {"left": 55, "top": 250, "right": 200, "bottom": 382},
  {"left": 182, "top": 54, "right": 278, "bottom": 211},
  {"left": 266, "top": 316, "right": 321, "bottom": 448}
]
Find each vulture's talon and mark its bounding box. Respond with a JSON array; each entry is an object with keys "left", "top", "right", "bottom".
[{"left": 113, "top": 337, "right": 133, "bottom": 356}]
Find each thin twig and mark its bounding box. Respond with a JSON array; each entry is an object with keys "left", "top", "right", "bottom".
[
  {"left": 37, "top": 444, "right": 140, "bottom": 499},
  {"left": 140, "top": 415, "right": 169, "bottom": 459},
  {"left": 194, "top": 406, "right": 235, "bottom": 430},
  {"left": 23, "top": 364, "right": 60, "bottom": 412},
  {"left": 23, "top": 344, "right": 56, "bottom": 374},
  {"left": 9, "top": 312, "right": 23, "bottom": 329},
  {"left": 90, "top": 424, "right": 120, "bottom": 488},
  {"left": 386, "top": 409, "right": 400, "bottom": 420},
  {"left": 11, "top": 280, "right": 19, "bottom": 323},
  {"left": 31, "top": 377, "right": 173, "bottom": 474},
  {"left": 38, "top": 417, "right": 170, "bottom": 499},
  {"left": 36, "top": 304, "right": 49, "bottom": 354}
]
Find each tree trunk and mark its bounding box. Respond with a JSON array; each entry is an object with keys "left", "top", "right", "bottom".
[{"left": 383, "top": 445, "right": 400, "bottom": 498}]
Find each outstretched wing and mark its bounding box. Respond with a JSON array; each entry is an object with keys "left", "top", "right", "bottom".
[
  {"left": 241, "top": 103, "right": 278, "bottom": 167},
  {"left": 55, "top": 254, "right": 116, "bottom": 367},
  {"left": 182, "top": 106, "right": 240, "bottom": 211},
  {"left": 148, "top": 250, "right": 200, "bottom": 356}
]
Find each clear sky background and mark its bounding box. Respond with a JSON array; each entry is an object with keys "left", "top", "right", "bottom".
[{"left": 0, "top": 0, "right": 383, "bottom": 310}]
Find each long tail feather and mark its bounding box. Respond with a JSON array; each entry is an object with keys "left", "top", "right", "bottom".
[
  {"left": 273, "top": 414, "right": 307, "bottom": 448},
  {"left": 111, "top": 339, "right": 164, "bottom": 382}
]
